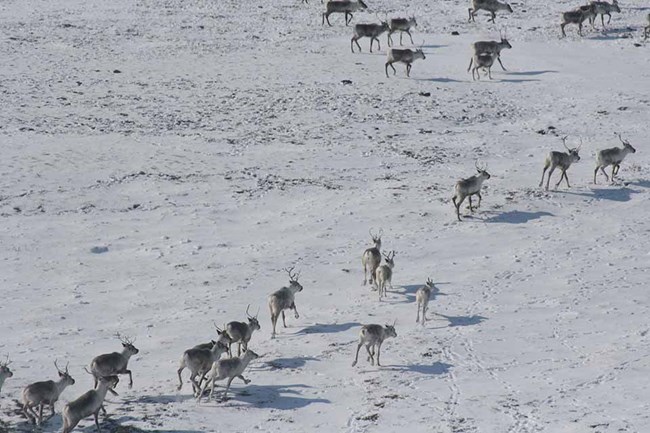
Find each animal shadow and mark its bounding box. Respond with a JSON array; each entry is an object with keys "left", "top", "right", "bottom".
[
  {"left": 386, "top": 362, "right": 453, "bottom": 375},
  {"left": 297, "top": 322, "right": 361, "bottom": 335},
  {"left": 434, "top": 313, "right": 487, "bottom": 327},
  {"left": 484, "top": 210, "right": 553, "bottom": 223}
]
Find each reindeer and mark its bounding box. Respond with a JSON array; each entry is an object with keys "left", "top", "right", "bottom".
[
  {"left": 177, "top": 341, "right": 229, "bottom": 396},
  {"left": 89, "top": 333, "right": 139, "bottom": 389},
  {"left": 375, "top": 251, "right": 396, "bottom": 300},
  {"left": 21, "top": 361, "right": 75, "bottom": 426},
  {"left": 468, "top": 31, "right": 512, "bottom": 72},
  {"left": 594, "top": 133, "right": 636, "bottom": 184},
  {"left": 416, "top": 278, "right": 434, "bottom": 325},
  {"left": 322, "top": 0, "right": 368, "bottom": 27},
  {"left": 0, "top": 356, "right": 13, "bottom": 393},
  {"left": 192, "top": 321, "right": 233, "bottom": 351},
  {"left": 561, "top": 5, "right": 596, "bottom": 37},
  {"left": 387, "top": 17, "right": 417, "bottom": 46},
  {"left": 352, "top": 323, "right": 397, "bottom": 367},
  {"left": 590, "top": 0, "right": 620, "bottom": 28},
  {"left": 198, "top": 349, "right": 260, "bottom": 402},
  {"left": 539, "top": 136, "right": 582, "bottom": 190},
  {"left": 61, "top": 375, "right": 119, "bottom": 433},
  {"left": 645, "top": 13, "right": 650, "bottom": 39},
  {"left": 351, "top": 20, "right": 390, "bottom": 53},
  {"left": 225, "top": 305, "right": 261, "bottom": 357},
  {"left": 452, "top": 161, "right": 491, "bottom": 221},
  {"left": 269, "top": 267, "right": 304, "bottom": 338},
  {"left": 470, "top": 52, "right": 497, "bottom": 80},
  {"left": 469, "top": 0, "right": 513, "bottom": 23},
  {"left": 385, "top": 46, "right": 426, "bottom": 78},
  {"left": 362, "top": 228, "right": 382, "bottom": 286}
]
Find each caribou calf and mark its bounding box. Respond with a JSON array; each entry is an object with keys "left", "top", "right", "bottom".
[
  {"left": 323, "top": 0, "right": 368, "bottom": 27},
  {"left": 540, "top": 136, "right": 582, "bottom": 190},
  {"left": 269, "top": 267, "right": 304, "bottom": 338},
  {"left": 594, "top": 134, "right": 636, "bottom": 184},
  {"left": 199, "top": 350, "right": 260, "bottom": 402},
  {"left": 375, "top": 251, "right": 396, "bottom": 300},
  {"left": 352, "top": 323, "right": 397, "bottom": 367},
  {"left": 351, "top": 22, "right": 390, "bottom": 53},
  {"left": 61, "top": 376, "right": 119, "bottom": 433},
  {"left": 470, "top": 52, "right": 497, "bottom": 80},
  {"left": 469, "top": 33, "right": 512, "bottom": 71},
  {"left": 385, "top": 47, "right": 426, "bottom": 78},
  {"left": 416, "top": 278, "right": 434, "bottom": 324},
  {"left": 452, "top": 161, "right": 491, "bottom": 221},
  {"left": 177, "top": 341, "right": 228, "bottom": 396},
  {"left": 22, "top": 361, "right": 75, "bottom": 426}
]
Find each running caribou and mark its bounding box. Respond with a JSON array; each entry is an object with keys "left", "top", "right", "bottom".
[
  {"left": 89, "top": 333, "right": 139, "bottom": 389},
  {"left": 225, "top": 305, "right": 261, "bottom": 357},
  {"left": 269, "top": 267, "right": 304, "bottom": 338},
  {"left": 22, "top": 361, "right": 76, "bottom": 426}
]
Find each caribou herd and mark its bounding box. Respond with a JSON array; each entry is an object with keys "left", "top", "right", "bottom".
[
  {"left": 310, "top": 0, "right": 648, "bottom": 79},
  {"left": 0, "top": 2, "right": 645, "bottom": 432}
]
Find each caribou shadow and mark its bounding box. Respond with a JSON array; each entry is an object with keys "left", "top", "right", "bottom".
[
  {"left": 435, "top": 313, "right": 487, "bottom": 327},
  {"left": 264, "top": 356, "right": 320, "bottom": 370},
  {"left": 484, "top": 210, "right": 553, "bottom": 224},
  {"left": 386, "top": 362, "right": 453, "bottom": 375},
  {"left": 207, "top": 384, "right": 330, "bottom": 410},
  {"left": 506, "top": 70, "right": 558, "bottom": 76},
  {"left": 297, "top": 322, "right": 361, "bottom": 335}
]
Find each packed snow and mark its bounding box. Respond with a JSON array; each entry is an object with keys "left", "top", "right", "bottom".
[{"left": 1, "top": 0, "right": 649, "bottom": 432}]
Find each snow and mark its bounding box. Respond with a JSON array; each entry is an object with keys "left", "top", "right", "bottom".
[{"left": 1, "top": 0, "right": 649, "bottom": 432}]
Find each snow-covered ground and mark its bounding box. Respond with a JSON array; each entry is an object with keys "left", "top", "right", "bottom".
[{"left": 1, "top": 0, "right": 649, "bottom": 432}]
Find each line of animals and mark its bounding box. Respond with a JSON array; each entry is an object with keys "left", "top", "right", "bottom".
[
  {"left": 0, "top": 137, "right": 638, "bottom": 431},
  {"left": 308, "top": 0, "right": 649, "bottom": 79},
  {"left": 0, "top": 128, "right": 635, "bottom": 427},
  {"left": 452, "top": 133, "right": 637, "bottom": 221}
]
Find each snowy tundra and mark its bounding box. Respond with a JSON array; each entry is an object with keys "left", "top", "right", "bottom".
[{"left": 0, "top": 0, "right": 649, "bottom": 432}]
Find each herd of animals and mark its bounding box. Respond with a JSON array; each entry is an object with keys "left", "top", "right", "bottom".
[
  {"left": 0, "top": 128, "right": 638, "bottom": 429},
  {"left": 312, "top": 0, "right": 650, "bottom": 79},
  {"left": 0, "top": 1, "right": 645, "bottom": 432}
]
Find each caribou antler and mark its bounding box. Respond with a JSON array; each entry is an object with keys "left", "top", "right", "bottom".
[
  {"left": 616, "top": 132, "right": 629, "bottom": 146},
  {"left": 561, "top": 135, "right": 570, "bottom": 151},
  {"left": 246, "top": 304, "right": 253, "bottom": 319},
  {"left": 115, "top": 332, "right": 134, "bottom": 345},
  {"left": 213, "top": 321, "right": 223, "bottom": 332},
  {"left": 283, "top": 266, "right": 299, "bottom": 282}
]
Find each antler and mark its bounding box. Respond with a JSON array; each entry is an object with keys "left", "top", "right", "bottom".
[
  {"left": 561, "top": 135, "right": 570, "bottom": 152},
  {"left": 283, "top": 266, "right": 299, "bottom": 282},
  {"left": 115, "top": 332, "right": 134, "bottom": 345},
  {"left": 616, "top": 132, "right": 629, "bottom": 146},
  {"left": 0, "top": 355, "right": 10, "bottom": 367},
  {"left": 426, "top": 277, "right": 433, "bottom": 286},
  {"left": 475, "top": 160, "right": 487, "bottom": 171},
  {"left": 213, "top": 321, "right": 223, "bottom": 332},
  {"left": 246, "top": 304, "right": 252, "bottom": 319},
  {"left": 577, "top": 137, "right": 583, "bottom": 151}
]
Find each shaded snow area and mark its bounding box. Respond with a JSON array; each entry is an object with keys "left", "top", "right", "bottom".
[{"left": 1, "top": 0, "right": 649, "bottom": 432}]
